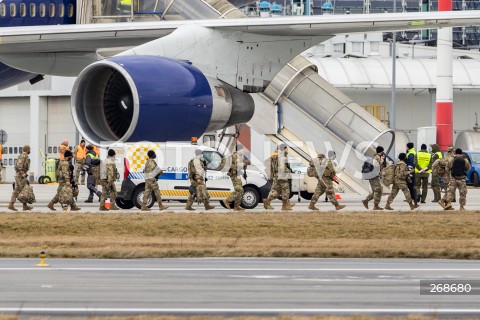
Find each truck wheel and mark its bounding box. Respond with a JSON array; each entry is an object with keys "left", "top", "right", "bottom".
[
  {"left": 241, "top": 186, "right": 260, "bottom": 209},
  {"left": 300, "top": 191, "right": 313, "bottom": 200},
  {"left": 473, "top": 172, "right": 480, "bottom": 187},
  {"left": 38, "top": 175, "right": 45, "bottom": 184},
  {"left": 132, "top": 186, "right": 155, "bottom": 209},
  {"left": 115, "top": 198, "right": 135, "bottom": 210}
]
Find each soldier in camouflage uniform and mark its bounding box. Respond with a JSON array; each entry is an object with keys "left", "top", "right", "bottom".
[
  {"left": 47, "top": 150, "right": 80, "bottom": 211},
  {"left": 222, "top": 151, "right": 245, "bottom": 211},
  {"left": 263, "top": 144, "right": 294, "bottom": 211},
  {"left": 0, "top": 143, "right": 3, "bottom": 184},
  {"left": 141, "top": 150, "right": 169, "bottom": 211},
  {"left": 74, "top": 139, "right": 87, "bottom": 185},
  {"left": 385, "top": 153, "right": 419, "bottom": 210},
  {"left": 438, "top": 146, "right": 456, "bottom": 207},
  {"left": 8, "top": 145, "right": 33, "bottom": 211},
  {"left": 430, "top": 144, "right": 443, "bottom": 202},
  {"left": 443, "top": 148, "right": 471, "bottom": 211},
  {"left": 84, "top": 145, "right": 102, "bottom": 203},
  {"left": 362, "top": 146, "right": 386, "bottom": 210},
  {"left": 185, "top": 149, "right": 215, "bottom": 211},
  {"left": 100, "top": 149, "right": 120, "bottom": 211},
  {"left": 308, "top": 153, "right": 346, "bottom": 211}
]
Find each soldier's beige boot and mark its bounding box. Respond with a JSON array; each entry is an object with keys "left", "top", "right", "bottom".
[
  {"left": 204, "top": 204, "right": 215, "bottom": 210},
  {"left": 222, "top": 199, "right": 231, "bottom": 210},
  {"left": 373, "top": 204, "right": 384, "bottom": 210},
  {"left": 233, "top": 204, "right": 245, "bottom": 211},
  {"left": 109, "top": 204, "right": 120, "bottom": 211},
  {"left": 47, "top": 201, "right": 56, "bottom": 211},
  {"left": 99, "top": 205, "right": 109, "bottom": 211},
  {"left": 409, "top": 202, "right": 419, "bottom": 210},
  {"left": 263, "top": 198, "right": 273, "bottom": 210},
  {"left": 308, "top": 202, "right": 319, "bottom": 211},
  {"left": 362, "top": 199, "right": 369, "bottom": 209},
  {"left": 384, "top": 203, "right": 394, "bottom": 210},
  {"left": 22, "top": 203, "right": 33, "bottom": 211},
  {"left": 8, "top": 202, "right": 17, "bottom": 212},
  {"left": 335, "top": 204, "right": 346, "bottom": 210},
  {"left": 438, "top": 199, "right": 446, "bottom": 209},
  {"left": 444, "top": 202, "right": 453, "bottom": 210},
  {"left": 158, "top": 203, "right": 169, "bottom": 211},
  {"left": 460, "top": 206, "right": 466, "bottom": 211},
  {"left": 185, "top": 200, "right": 195, "bottom": 211},
  {"left": 281, "top": 201, "right": 292, "bottom": 211},
  {"left": 70, "top": 204, "right": 81, "bottom": 211},
  {"left": 140, "top": 204, "right": 151, "bottom": 211}
]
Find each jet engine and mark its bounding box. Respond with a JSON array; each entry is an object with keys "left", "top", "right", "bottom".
[{"left": 71, "top": 56, "right": 254, "bottom": 144}]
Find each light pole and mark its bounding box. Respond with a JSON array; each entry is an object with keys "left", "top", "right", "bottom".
[
  {"left": 411, "top": 34, "right": 419, "bottom": 59},
  {"left": 391, "top": 0, "right": 397, "bottom": 159}
]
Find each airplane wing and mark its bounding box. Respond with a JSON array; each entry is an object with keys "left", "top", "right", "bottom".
[{"left": 0, "top": 11, "right": 479, "bottom": 54}]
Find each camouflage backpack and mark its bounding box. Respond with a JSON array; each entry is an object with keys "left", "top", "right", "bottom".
[
  {"left": 58, "top": 185, "right": 73, "bottom": 205},
  {"left": 432, "top": 158, "right": 447, "bottom": 175},
  {"left": 188, "top": 159, "right": 196, "bottom": 180},
  {"left": 307, "top": 160, "right": 316, "bottom": 177},
  {"left": 264, "top": 154, "right": 278, "bottom": 182},
  {"left": 18, "top": 184, "right": 35, "bottom": 204},
  {"left": 381, "top": 163, "right": 395, "bottom": 186}
]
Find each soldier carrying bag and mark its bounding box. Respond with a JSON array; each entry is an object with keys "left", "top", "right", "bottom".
[{"left": 18, "top": 183, "right": 35, "bottom": 204}]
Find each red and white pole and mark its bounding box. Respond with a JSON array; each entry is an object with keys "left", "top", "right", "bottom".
[{"left": 436, "top": 0, "right": 453, "bottom": 150}]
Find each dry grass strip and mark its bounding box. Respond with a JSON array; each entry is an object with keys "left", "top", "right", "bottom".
[{"left": 0, "top": 211, "right": 480, "bottom": 259}]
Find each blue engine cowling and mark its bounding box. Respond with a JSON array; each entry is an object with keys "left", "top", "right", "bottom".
[{"left": 71, "top": 56, "right": 254, "bottom": 144}]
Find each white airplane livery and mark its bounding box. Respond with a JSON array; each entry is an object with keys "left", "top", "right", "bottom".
[{"left": 0, "top": 1, "right": 478, "bottom": 144}]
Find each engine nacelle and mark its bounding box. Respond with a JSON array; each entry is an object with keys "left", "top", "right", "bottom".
[{"left": 72, "top": 56, "right": 254, "bottom": 144}]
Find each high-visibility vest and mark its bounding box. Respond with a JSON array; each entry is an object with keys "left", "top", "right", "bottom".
[
  {"left": 59, "top": 144, "right": 69, "bottom": 160},
  {"left": 88, "top": 153, "right": 99, "bottom": 160},
  {"left": 435, "top": 151, "right": 443, "bottom": 159},
  {"left": 120, "top": 0, "right": 131, "bottom": 6},
  {"left": 415, "top": 151, "right": 432, "bottom": 173},
  {"left": 76, "top": 145, "right": 86, "bottom": 160},
  {"left": 406, "top": 148, "right": 416, "bottom": 167},
  {"left": 93, "top": 146, "right": 100, "bottom": 155}
]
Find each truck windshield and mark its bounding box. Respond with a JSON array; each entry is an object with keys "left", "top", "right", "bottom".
[
  {"left": 202, "top": 151, "right": 223, "bottom": 171},
  {"left": 469, "top": 153, "right": 480, "bottom": 164}
]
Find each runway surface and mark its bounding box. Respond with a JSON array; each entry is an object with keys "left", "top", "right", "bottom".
[
  {"left": 1, "top": 258, "right": 480, "bottom": 317},
  {"left": 1, "top": 184, "right": 479, "bottom": 212}
]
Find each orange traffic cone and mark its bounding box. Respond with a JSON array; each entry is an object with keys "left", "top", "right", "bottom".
[{"left": 105, "top": 198, "right": 111, "bottom": 209}]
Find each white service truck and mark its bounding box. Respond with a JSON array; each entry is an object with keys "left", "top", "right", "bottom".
[{"left": 107, "top": 142, "right": 271, "bottom": 209}]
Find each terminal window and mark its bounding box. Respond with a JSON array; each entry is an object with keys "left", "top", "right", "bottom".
[{"left": 362, "top": 105, "right": 386, "bottom": 122}]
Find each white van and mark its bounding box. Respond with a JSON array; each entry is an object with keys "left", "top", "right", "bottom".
[{"left": 110, "top": 142, "right": 271, "bottom": 209}]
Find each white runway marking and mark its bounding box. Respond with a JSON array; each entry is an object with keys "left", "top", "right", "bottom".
[
  {"left": 1, "top": 267, "right": 480, "bottom": 272},
  {"left": 0, "top": 308, "right": 480, "bottom": 314}
]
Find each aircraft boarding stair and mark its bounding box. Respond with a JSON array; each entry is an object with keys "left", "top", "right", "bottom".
[{"left": 248, "top": 56, "right": 395, "bottom": 196}]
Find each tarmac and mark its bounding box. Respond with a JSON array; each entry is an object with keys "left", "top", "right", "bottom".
[
  {"left": 0, "top": 183, "right": 479, "bottom": 212},
  {"left": 0, "top": 258, "right": 480, "bottom": 316}
]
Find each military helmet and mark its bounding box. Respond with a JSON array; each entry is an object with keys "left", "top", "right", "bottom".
[
  {"left": 147, "top": 150, "right": 156, "bottom": 158},
  {"left": 317, "top": 153, "right": 325, "bottom": 159},
  {"left": 23, "top": 145, "right": 31, "bottom": 153},
  {"left": 447, "top": 146, "right": 455, "bottom": 152}
]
